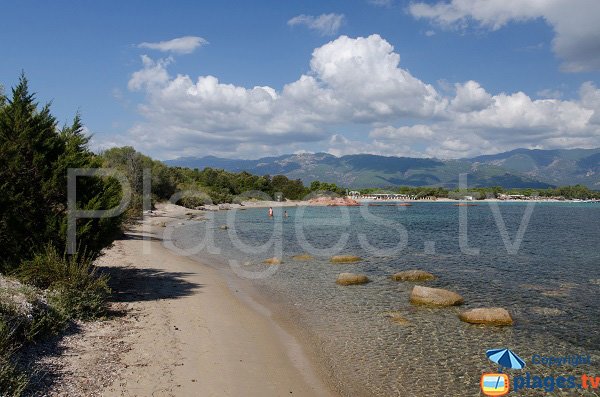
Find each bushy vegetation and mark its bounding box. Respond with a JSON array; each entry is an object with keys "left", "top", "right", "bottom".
[
  {"left": 0, "top": 75, "right": 124, "bottom": 273},
  {"left": 19, "top": 245, "right": 110, "bottom": 320},
  {"left": 0, "top": 319, "right": 28, "bottom": 397},
  {"left": 0, "top": 76, "right": 121, "bottom": 395}
]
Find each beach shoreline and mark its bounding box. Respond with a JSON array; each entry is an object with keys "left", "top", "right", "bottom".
[
  {"left": 192, "top": 197, "right": 596, "bottom": 212},
  {"left": 49, "top": 202, "right": 338, "bottom": 396}
]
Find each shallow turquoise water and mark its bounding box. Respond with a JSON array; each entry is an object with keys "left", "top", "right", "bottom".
[{"left": 170, "top": 202, "right": 600, "bottom": 396}]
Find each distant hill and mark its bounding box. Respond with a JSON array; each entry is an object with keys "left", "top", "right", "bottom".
[
  {"left": 468, "top": 148, "right": 600, "bottom": 188},
  {"left": 165, "top": 148, "right": 600, "bottom": 189}
]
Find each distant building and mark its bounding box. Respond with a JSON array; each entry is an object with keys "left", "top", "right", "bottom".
[{"left": 351, "top": 193, "right": 410, "bottom": 200}]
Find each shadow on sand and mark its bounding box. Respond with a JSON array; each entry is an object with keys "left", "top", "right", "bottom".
[{"left": 99, "top": 265, "right": 202, "bottom": 302}]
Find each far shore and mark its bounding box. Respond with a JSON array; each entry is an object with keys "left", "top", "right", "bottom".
[{"left": 191, "top": 196, "right": 598, "bottom": 211}]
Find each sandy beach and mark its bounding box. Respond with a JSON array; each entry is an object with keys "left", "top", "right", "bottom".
[{"left": 45, "top": 203, "right": 335, "bottom": 397}]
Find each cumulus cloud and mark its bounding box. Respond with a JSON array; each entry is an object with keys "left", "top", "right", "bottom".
[
  {"left": 408, "top": 0, "right": 600, "bottom": 72},
  {"left": 138, "top": 36, "right": 208, "bottom": 54},
  {"left": 366, "top": 82, "right": 600, "bottom": 158},
  {"left": 450, "top": 80, "right": 493, "bottom": 112},
  {"left": 115, "top": 34, "right": 600, "bottom": 159},
  {"left": 128, "top": 56, "right": 172, "bottom": 90},
  {"left": 287, "top": 13, "right": 345, "bottom": 36}
]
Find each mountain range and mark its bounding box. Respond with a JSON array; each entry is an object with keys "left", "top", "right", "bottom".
[{"left": 165, "top": 148, "right": 600, "bottom": 189}]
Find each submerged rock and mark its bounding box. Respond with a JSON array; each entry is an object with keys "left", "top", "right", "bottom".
[
  {"left": 336, "top": 273, "right": 369, "bottom": 285},
  {"left": 382, "top": 311, "right": 411, "bottom": 326},
  {"left": 458, "top": 308, "right": 513, "bottom": 326},
  {"left": 391, "top": 270, "right": 435, "bottom": 282},
  {"left": 292, "top": 254, "right": 314, "bottom": 261},
  {"left": 330, "top": 255, "right": 362, "bottom": 263},
  {"left": 530, "top": 307, "right": 565, "bottom": 316},
  {"left": 409, "top": 286, "right": 463, "bottom": 306},
  {"left": 263, "top": 257, "right": 282, "bottom": 265}
]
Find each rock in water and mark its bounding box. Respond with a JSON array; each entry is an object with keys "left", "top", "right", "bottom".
[
  {"left": 382, "top": 311, "right": 411, "bottom": 326},
  {"left": 292, "top": 254, "right": 314, "bottom": 261},
  {"left": 219, "top": 225, "right": 228, "bottom": 230},
  {"left": 336, "top": 273, "right": 369, "bottom": 285},
  {"left": 263, "top": 257, "right": 282, "bottom": 265},
  {"left": 409, "top": 286, "right": 463, "bottom": 306},
  {"left": 330, "top": 255, "right": 362, "bottom": 263},
  {"left": 458, "top": 308, "right": 513, "bottom": 326},
  {"left": 391, "top": 270, "right": 435, "bottom": 281}
]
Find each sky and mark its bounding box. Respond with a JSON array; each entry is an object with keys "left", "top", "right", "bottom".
[{"left": 2, "top": 0, "right": 600, "bottom": 160}]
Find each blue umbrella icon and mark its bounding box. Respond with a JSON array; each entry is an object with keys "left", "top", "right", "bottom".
[{"left": 486, "top": 348, "right": 526, "bottom": 372}]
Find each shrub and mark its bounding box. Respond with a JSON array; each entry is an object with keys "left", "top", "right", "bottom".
[
  {"left": 18, "top": 245, "right": 110, "bottom": 320},
  {"left": 0, "top": 319, "right": 28, "bottom": 397},
  {"left": 0, "top": 276, "right": 66, "bottom": 342}
]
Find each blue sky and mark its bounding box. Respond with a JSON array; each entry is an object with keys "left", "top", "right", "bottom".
[{"left": 2, "top": 0, "right": 600, "bottom": 159}]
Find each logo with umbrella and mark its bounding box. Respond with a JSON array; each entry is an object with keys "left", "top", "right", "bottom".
[
  {"left": 480, "top": 348, "right": 526, "bottom": 396},
  {"left": 486, "top": 348, "right": 526, "bottom": 372}
]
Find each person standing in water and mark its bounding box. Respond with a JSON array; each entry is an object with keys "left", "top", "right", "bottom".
[
  {"left": 268, "top": 207, "right": 273, "bottom": 217},
  {"left": 284, "top": 210, "right": 288, "bottom": 218}
]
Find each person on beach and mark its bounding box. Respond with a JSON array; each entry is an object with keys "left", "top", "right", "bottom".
[{"left": 268, "top": 207, "right": 273, "bottom": 217}]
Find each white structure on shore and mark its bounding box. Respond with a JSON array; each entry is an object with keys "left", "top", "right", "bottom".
[{"left": 348, "top": 192, "right": 415, "bottom": 200}]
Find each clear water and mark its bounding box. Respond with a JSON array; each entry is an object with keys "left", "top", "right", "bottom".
[{"left": 169, "top": 203, "right": 600, "bottom": 396}]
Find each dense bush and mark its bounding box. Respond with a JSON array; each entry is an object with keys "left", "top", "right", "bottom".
[
  {"left": 0, "top": 76, "right": 124, "bottom": 272},
  {"left": 101, "top": 146, "right": 178, "bottom": 218}
]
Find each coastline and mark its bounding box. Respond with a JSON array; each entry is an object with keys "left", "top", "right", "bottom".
[
  {"left": 87, "top": 203, "right": 337, "bottom": 396},
  {"left": 193, "top": 197, "right": 599, "bottom": 212}
]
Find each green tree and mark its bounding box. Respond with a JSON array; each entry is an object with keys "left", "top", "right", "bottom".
[{"left": 0, "top": 76, "right": 123, "bottom": 272}]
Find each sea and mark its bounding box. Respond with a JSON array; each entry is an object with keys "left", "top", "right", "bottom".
[{"left": 169, "top": 202, "right": 600, "bottom": 396}]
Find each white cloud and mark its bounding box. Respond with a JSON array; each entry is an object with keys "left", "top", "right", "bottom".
[
  {"left": 113, "top": 34, "right": 600, "bottom": 159},
  {"left": 450, "top": 80, "right": 493, "bottom": 112},
  {"left": 366, "top": 82, "right": 600, "bottom": 158},
  {"left": 138, "top": 36, "right": 208, "bottom": 54},
  {"left": 287, "top": 13, "right": 345, "bottom": 36},
  {"left": 425, "top": 30, "right": 436, "bottom": 37},
  {"left": 369, "top": 125, "right": 435, "bottom": 141},
  {"left": 128, "top": 56, "right": 172, "bottom": 91},
  {"left": 408, "top": 0, "right": 600, "bottom": 72}
]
